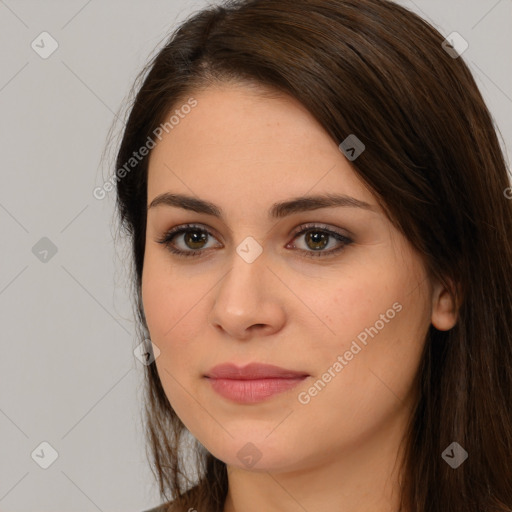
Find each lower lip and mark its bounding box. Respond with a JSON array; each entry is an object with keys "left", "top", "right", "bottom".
[{"left": 205, "top": 377, "right": 308, "bottom": 404}]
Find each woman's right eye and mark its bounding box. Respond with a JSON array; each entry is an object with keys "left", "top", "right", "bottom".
[{"left": 156, "top": 224, "right": 220, "bottom": 258}]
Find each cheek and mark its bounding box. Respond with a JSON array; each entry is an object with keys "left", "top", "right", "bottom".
[
  {"left": 142, "top": 274, "right": 212, "bottom": 436},
  {"left": 295, "top": 309, "right": 426, "bottom": 449},
  {"left": 141, "top": 253, "right": 192, "bottom": 339},
  {"left": 318, "top": 271, "right": 389, "bottom": 337},
  {"left": 141, "top": 275, "right": 170, "bottom": 341},
  {"left": 141, "top": 265, "right": 202, "bottom": 420},
  {"left": 315, "top": 267, "right": 429, "bottom": 393},
  {"left": 141, "top": 255, "right": 210, "bottom": 373}
]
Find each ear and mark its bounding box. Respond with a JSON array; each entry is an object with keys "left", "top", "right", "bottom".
[{"left": 431, "top": 278, "right": 459, "bottom": 331}]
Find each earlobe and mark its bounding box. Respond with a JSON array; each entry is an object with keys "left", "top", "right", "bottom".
[{"left": 431, "top": 279, "right": 459, "bottom": 331}]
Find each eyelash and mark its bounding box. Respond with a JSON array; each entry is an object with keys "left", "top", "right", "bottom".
[{"left": 156, "top": 223, "right": 353, "bottom": 259}]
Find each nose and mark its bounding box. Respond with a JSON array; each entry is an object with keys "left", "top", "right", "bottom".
[{"left": 208, "top": 246, "right": 287, "bottom": 340}]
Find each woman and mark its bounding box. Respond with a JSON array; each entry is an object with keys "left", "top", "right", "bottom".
[{"left": 112, "top": 0, "right": 512, "bottom": 510}]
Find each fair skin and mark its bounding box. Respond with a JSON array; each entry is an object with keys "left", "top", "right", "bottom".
[{"left": 142, "top": 82, "right": 458, "bottom": 512}]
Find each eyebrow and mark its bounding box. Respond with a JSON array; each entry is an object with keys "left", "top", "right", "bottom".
[{"left": 147, "top": 192, "right": 377, "bottom": 219}]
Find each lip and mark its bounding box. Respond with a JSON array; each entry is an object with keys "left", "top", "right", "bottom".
[
  {"left": 205, "top": 362, "right": 309, "bottom": 379},
  {"left": 204, "top": 363, "right": 309, "bottom": 404}
]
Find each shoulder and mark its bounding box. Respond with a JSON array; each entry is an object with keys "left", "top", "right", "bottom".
[
  {"left": 142, "top": 484, "right": 203, "bottom": 512},
  {"left": 141, "top": 504, "right": 174, "bottom": 512}
]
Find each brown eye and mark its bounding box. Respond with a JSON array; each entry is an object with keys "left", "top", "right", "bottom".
[
  {"left": 288, "top": 224, "right": 353, "bottom": 258},
  {"left": 156, "top": 224, "right": 220, "bottom": 258},
  {"left": 182, "top": 229, "right": 208, "bottom": 250},
  {"left": 304, "top": 231, "right": 329, "bottom": 251}
]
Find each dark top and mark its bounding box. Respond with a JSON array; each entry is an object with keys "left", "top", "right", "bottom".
[
  {"left": 142, "top": 505, "right": 172, "bottom": 512},
  {"left": 142, "top": 484, "right": 201, "bottom": 511}
]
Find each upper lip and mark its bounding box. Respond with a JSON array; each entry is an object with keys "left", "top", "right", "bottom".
[{"left": 205, "top": 362, "right": 309, "bottom": 380}]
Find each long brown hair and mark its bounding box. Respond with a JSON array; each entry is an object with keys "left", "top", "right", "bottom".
[{"left": 112, "top": 0, "right": 512, "bottom": 510}]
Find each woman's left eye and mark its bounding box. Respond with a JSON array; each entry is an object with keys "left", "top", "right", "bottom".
[
  {"left": 156, "top": 223, "right": 353, "bottom": 259},
  {"left": 287, "top": 224, "right": 353, "bottom": 258}
]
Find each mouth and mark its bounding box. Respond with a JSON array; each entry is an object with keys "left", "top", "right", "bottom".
[{"left": 204, "top": 362, "right": 309, "bottom": 404}]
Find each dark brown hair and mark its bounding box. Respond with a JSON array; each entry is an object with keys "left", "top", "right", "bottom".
[{"left": 112, "top": 0, "right": 512, "bottom": 510}]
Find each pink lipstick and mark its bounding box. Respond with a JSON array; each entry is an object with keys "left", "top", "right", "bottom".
[{"left": 204, "top": 362, "right": 309, "bottom": 404}]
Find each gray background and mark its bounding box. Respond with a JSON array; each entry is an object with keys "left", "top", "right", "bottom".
[{"left": 0, "top": 1, "right": 510, "bottom": 511}]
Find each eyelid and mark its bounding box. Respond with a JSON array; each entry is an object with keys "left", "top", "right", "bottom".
[
  {"left": 155, "top": 223, "right": 221, "bottom": 247},
  {"left": 156, "top": 222, "right": 353, "bottom": 258},
  {"left": 157, "top": 222, "right": 348, "bottom": 242},
  {"left": 289, "top": 222, "right": 349, "bottom": 239}
]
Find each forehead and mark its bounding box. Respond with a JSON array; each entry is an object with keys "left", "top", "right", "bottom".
[{"left": 146, "top": 84, "right": 375, "bottom": 212}]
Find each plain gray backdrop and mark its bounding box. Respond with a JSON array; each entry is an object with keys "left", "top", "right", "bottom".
[{"left": 0, "top": 1, "right": 511, "bottom": 511}]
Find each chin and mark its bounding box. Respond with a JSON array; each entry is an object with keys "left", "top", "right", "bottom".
[{"left": 204, "top": 435, "right": 304, "bottom": 473}]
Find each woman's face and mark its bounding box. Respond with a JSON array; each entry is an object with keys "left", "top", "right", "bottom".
[{"left": 142, "top": 83, "right": 455, "bottom": 473}]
